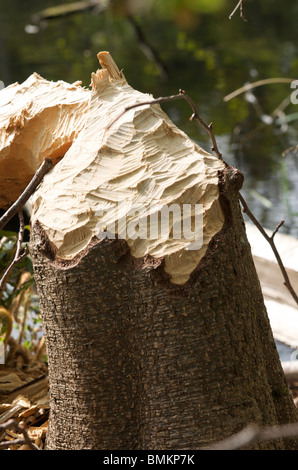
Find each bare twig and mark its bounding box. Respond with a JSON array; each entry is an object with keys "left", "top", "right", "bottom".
[
  {"left": 271, "top": 219, "right": 285, "bottom": 239},
  {"left": 106, "top": 89, "right": 223, "bottom": 160},
  {"left": 239, "top": 193, "right": 298, "bottom": 306},
  {"left": 202, "top": 421, "right": 298, "bottom": 450},
  {"left": 229, "top": 0, "right": 247, "bottom": 21},
  {"left": 33, "top": 0, "right": 105, "bottom": 23},
  {"left": 0, "top": 157, "right": 53, "bottom": 232},
  {"left": 0, "top": 211, "right": 28, "bottom": 293},
  {"left": 224, "top": 78, "right": 294, "bottom": 102},
  {"left": 0, "top": 419, "right": 39, "bottom": 450}
]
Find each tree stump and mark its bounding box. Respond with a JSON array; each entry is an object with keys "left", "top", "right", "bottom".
[{"left": 28, "top": 52, "right": 298, "bottom": 449}]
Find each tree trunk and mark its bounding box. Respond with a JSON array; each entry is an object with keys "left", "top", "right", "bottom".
[
  {"left": 24, "top": 51, "right": 298, "bottom": 450},
  {"left": 29, "top": 166, "right": 298, "bottom": 450}
]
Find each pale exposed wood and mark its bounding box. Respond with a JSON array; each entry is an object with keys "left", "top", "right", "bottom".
[
  {"left": 31, "top": 51, "right": 225, "bottom": 285},
  {"left": 0, "top": 73, "right": 90, "bottom": 208}
]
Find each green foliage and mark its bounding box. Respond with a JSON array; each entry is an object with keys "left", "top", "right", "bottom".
[
  {"left": 154, "top": 0, "right": 225, "bottom": 17},
  {"left": 0, "top": 314, "right": 11, "bottom": 340},
  {"left": 0, "top": 230, "right": 42, "bottom": 357},
  {"left": 0, "top": 231, "right": 33, "bottom": 306}
]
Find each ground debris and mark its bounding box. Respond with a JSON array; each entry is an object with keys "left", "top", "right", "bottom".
[{"left": 0, "top": 358, "right": 48, "bottom": 450}]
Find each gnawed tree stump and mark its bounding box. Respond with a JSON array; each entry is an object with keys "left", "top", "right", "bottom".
[
  {"left": 30, "top": 52, "right": 225, "bottom": 286},
  {"left": 0, "top": 73, "right": 90, "bottom": 208},
  {"left": 27, "top": 52, "right": 297, "bottom": 449}
]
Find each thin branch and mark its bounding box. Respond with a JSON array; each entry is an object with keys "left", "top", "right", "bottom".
[
  {"left": 239, "top": 193, "right": 298, "bottom": 306},
  {"left": 202, "top": 421, "right": 298, "bottom": 450},
  {"left": 224, "top": 78, "right": 294, "bottom": 102},
  {"left": 0, "top": 157, "right": 53, "bottom": 232},
  {"left": 0, "top": 211, "right": 28, "bottom": 293},
  {"left": 0, "top": 419, "right": 39, "bottom": 450},
  {"left": 271, "top": 219, "right": 285, "bottom": 239},
  {"left": 33, "top": 0, "right": 105, "bottom": 23},
  {"left": 106, "top": 89, "right": 223, "bottom": 160},
  {"left": 229, "top": 0, "right": 247, "bottom": 21}
]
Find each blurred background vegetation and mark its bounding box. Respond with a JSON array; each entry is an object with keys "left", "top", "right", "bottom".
[{"left": 0, "top": 0, "right": 298, "bottom": 356}]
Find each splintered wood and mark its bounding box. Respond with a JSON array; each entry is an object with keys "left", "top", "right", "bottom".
[
  {"left": 29, "top": 51, "right": 225, "bottom": 285},
  {"left": 0, "top": 73, "right": 90, "bottom": 208}
]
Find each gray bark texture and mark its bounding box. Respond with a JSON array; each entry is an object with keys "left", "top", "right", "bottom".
[{"left": 29, "top": 166, "right": 298, "bottom": 450}]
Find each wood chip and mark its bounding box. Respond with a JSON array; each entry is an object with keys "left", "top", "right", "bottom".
[
  {"left": 19, "top": 405, "right": 38, "bottom": 418},
  {"left": 5, "top": 429, "right": 21, "bottom": 439}
]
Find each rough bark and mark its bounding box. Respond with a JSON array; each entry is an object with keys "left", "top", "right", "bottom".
[{"left": 29, "top": 166, "right": 298, "bottom": 450}]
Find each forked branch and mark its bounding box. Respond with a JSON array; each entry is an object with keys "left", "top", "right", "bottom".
[
  {"left": 229, "top": 0, "right": 247, "bottom": 21},
  {"left": 238, "top": 194, "right": 298, "bottom": 306}
]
